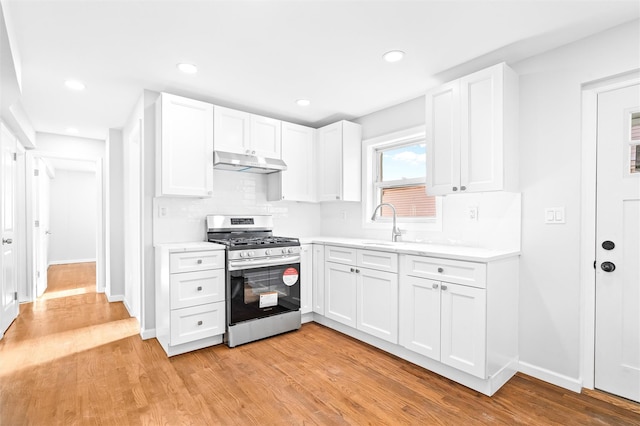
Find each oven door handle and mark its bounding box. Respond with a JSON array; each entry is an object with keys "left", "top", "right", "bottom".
[{"left": 228, "top": 255, "right": 301, "bottom": 271}]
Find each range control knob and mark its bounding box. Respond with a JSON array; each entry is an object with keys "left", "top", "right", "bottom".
[
  {"left": 239, "top": 252, "right": 246, "bottom": 258},
  {"left": 287, "top": 248, "right": 294, "bottom": 254},
  {"left": 282, "top": 248, "right": 288, "bottom": 254},
  {"left": 265, "top": 249, "right": 272, "bottom": 255},
  {"left": 248, "top": 251, "right": 255, "bottom": 257}
]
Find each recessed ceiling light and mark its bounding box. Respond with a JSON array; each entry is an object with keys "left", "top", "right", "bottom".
[
  {"left": 296, "top": 99, "right": 311, "bottom": 107},
  {"left": 66, "top": 127, "right": 78, "bottom": 134},
  {"left": 64, "top": 79, "right": 86, "bottom": 91},
  {"left": 177, "top": 63, "right": 198, "bottom": 74},
  {"left": 382, "top": 50, "right": 405, "bottom": 63}
]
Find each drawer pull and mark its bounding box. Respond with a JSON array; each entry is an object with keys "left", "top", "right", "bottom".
[
  {"left": 441, "top": 284, "right": 448, "bottom": 291},
  {"left": 350, "top": 267, "right": 355, "bottom": 272},
  {"left": 437, "top": 267, "right": 444, "bottom": 273},
  {"left": 432, "top": 283, "right": 438, "bottom": 289},
  {"left": 197, "top": 259, "right": 203, "bottom": 264},
  {"left": 355, "top": 269, "right": 360, "bottom": 273},
  {"left": 197, "top": 320, "right": 203, "bottom": 326},
  {"left": 197, "top": 286, "right": 203, "bottom": 291}
]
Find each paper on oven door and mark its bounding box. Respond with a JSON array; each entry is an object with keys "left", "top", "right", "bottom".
[{"left": 259, "top": 291, "right": 278, "bottom": 308}]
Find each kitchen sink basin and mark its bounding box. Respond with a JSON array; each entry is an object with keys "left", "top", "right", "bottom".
[{"left": 361, "top": 242, "right": 397, "bottom": 247}]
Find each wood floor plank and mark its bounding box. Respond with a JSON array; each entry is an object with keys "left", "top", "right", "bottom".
[{"left": 1, "top": 262, "right": 639, "bottom": 425}]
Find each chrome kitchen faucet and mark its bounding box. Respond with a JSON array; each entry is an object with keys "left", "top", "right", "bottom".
[{"left": 371, "top": 203, "right": 402, "bottom": 242}]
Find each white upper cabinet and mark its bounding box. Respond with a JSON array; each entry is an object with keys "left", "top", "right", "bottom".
[
  {"left": 267, "top": 122, "right": 315, "bottom": 202},
  {"left": 156, "top": 93, "right": 214, "bottom": 197},
  {"left": 251, "top": 115, "right": 282, "bottom": 158},
  {"left": 213, "top": 105, "right": 282, "bottom": 158},
  {"left": 213, "top": 106, "right": 250, "bottom": 155},
  {"left": 317, "top": 120, "right": 362, "bottom": 202},
  {"left": 426, "top": 62, "right": 518, "bottom": 196}
]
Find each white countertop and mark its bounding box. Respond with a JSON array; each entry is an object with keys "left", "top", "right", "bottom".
[
  {"left": 298, "top": 236, "right": 519, "bottom": 262},
  {"left": 155, "top": 241, "right": 226, "bottom": 252}
]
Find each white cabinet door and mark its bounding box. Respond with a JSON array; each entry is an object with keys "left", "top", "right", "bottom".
[
  {"left": 300, "top": 244, "right": 313, "bottom": 314},
  {"left": 324, "top": 261, "right": 357, "bottom": 327},
  {"left": 357, "top": 267, "right": 398, "bottom": 343},
  {"left": 459, "top": 65, "right": 503, "bottom": 193},
  {"left": 426, "top": 80, "right": 460, "bottom": 196},
  {"left": 426, "top": 62, "right": 517, "bottom": 196},
  {"left": 280, "top": 122, "right": 315, "bottom": 201},
  {"left": 399, "top": 276, "right": 441, "bottom": 360},
  {"left": 213, "top": 105, "right": 251, "bottom": 155},
  {"left": 312, "top": 244, "right": 325, "bottom": 315},
  {"left": 317, "top": 122, "right": 343, "bottom": 201},
  {"left": 158, "top": 93, "right": 213, "bottom": 197},
  {"left": 250, "top": 115, "right": 281, "bottom": 158},
  {"left": 440, "top": 282, "right": 486, "bottom": 378}
]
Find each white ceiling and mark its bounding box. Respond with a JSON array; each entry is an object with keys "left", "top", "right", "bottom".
[{"left": 4, "top": 0, "right": 639, "bottom": 141}]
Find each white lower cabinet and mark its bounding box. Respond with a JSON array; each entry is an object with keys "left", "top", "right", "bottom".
[
  {"left": 155, "top": 244, "right": 226, "bottom": 356},
  {"left": 315, "top": 243, "right": 519, "bottom": 396},
  {"left": 300, "top": 244, "right": 313, "bottom": 315},
  {"left": 400, "top": 275, "right": 486, "bottom": 378},
  {"left": 312, "top": 244, "right": 325, "bottom": 315},
  {"left": 324, "top": 245, "right": 398, "bottom": 344}
]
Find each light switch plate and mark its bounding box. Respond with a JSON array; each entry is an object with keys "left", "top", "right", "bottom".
[{"left": 545, "top": 207, "right": 565, "bottom": 224}]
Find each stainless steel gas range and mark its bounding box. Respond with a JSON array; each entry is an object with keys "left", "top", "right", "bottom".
[{"left": 206, "top": 215, "right": 301, "bottom": 347}]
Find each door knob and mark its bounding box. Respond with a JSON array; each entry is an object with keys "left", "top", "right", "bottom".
[
  {"left": 2, "top": 238, "right": 12, "bottom": 245},
  {"left": 601, "top": 261, "right": 616, "bottom": 272}
]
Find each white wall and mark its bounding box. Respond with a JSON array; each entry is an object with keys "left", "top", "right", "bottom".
[
  {"left": 48, "top": 169, "right": 97, "bottom": 264},
  {"left": 154, "top": 170, "right": 323, "bottom": 244},
  {"left": 513, "top": 20, "right": 639, "bottom": 385}
]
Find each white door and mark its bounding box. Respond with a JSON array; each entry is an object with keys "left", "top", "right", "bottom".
[
  {"left": 213, "top": 105, "right": 251, "bottom": 155},
  {"left": 34, "top": 159, "right": 51, "bottom": 297},
  {"left": 1, "top": 123, "right": 18, "bottom": 335},
  {"left": 595, "top": 83, "right": 640, "bottom": 403}
]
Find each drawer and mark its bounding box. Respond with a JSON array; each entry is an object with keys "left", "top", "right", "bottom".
[
  {"left": 170, "top": 250, "right": 225, "bottom": 273},
  {"left": 170, "top": 269, "right": 225, "bottom": 309},
  {"left": 325, "top": 245, "right": 357, "bottom": 265},
  {"left": 357, "top": 249, "right": 398, "bottom": 273},
  {"left": 170, "top": 301, "right": 225, "bottom": 346},
  {"left": 403, "top": 255, "right": 486, "bottom": 289}
]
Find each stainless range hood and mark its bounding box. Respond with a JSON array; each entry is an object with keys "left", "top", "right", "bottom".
[{"left": 213, "top": 151, "right": 287, "bottom": 174}]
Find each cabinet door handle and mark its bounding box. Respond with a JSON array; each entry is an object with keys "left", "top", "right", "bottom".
[
  {"left": 2, "top": 238, "right": 12, "bottom": 245},
  {"left": 197, "top": 259, "right": 203, "bottom": 264},
  {"left": 197, "top": 286, "right": 203, "bottom": 291},
  {"left": 460, "top": 186, "right": 466, "bottom": 191},
  {"left": 441, "top": 284, "right": 448, "bottom": 291},
  {"left": 452, "top": 187, "right": 458, "bottom": 192},
  {"left": 355, "top": 269, "right": 360, "bottom": 273},
  {"left": 350, "top": 267, "right": 355, "bottom": 272},
  {"left": 432, "top": 283, "right": 439, "bottom": 289},
  {"left": 335, "top": 196, "right": 340, "bottom": 200},
  {"left": 197, "top": 320, "right": 203, "bottom": 326},
  {"left": 437, "top": 267, "right": 444, "bottom": 273}
]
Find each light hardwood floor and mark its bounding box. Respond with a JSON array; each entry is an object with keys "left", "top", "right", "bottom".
[{"left": 1, "top": 262, "right": 639, "bottom": 425}]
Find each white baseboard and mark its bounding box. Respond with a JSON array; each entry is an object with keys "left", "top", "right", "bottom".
[
  {"left": 140, "top": 328, "right": 156, "bottom": 340},
  {"left": 518, "top": 361, "right": 583, "bottom": 393},
  {"left": 49, "top": 258, "right": 96, "bottom": 266},
  {"left": 106, "top": 293, "right": 124, "bottom": 303}
]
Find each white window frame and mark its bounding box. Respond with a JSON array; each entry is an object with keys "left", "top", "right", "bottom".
[{"left": 362, "top": 125, "right": 442, "bottom": 232}]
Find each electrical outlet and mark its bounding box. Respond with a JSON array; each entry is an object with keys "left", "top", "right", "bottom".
[
  {"left": 468, "top": 206, "right": 479, "bottom": 221},
  {"left": 159, "top": 206, "right": 167, "bottom": 218},
  {"left": 340, "top": 210, "right": 347, "bottom": 221}
]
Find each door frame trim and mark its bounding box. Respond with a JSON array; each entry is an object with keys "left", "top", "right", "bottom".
[
  {"left": 580, "top": 69, "right": 640, "bottom": 390},
  {"left": 24, "top": 151, "right": 105, "bottom": 301}
]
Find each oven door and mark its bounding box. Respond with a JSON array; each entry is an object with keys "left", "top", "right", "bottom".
[{"left": 228, "top": 262, "right": 301, "bottom": 325}]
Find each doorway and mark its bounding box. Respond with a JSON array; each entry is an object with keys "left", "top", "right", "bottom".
[
  {"left": 581, "top": 72, "right": 640, "bottom": 403},
  {"left": 25, "top": 152, "right": 104, "bottom": 301}
]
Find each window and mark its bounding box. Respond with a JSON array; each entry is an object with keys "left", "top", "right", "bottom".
[
  {"left": 373, "top": 142, "right": 437, "bottom": 218},
  {"left": 363, "top": 126, "right": 441, "bottom": 231}
]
